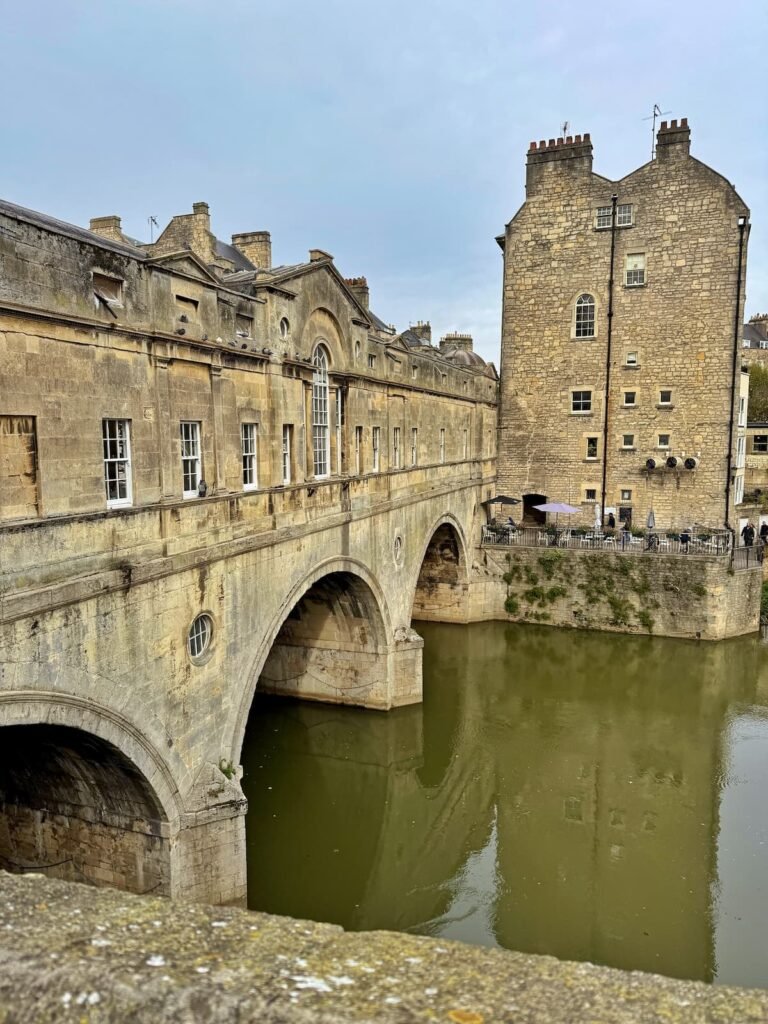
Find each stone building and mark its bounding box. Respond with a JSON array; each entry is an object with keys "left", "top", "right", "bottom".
[
  {"left": 0, "top": 196, "right": 497, "bottom": 902},
  {"left": 742, "top": 313, "right": 768, "bottom": 366},
  {"left": 497, "top": 119, "right": 750, "bottom": 532}
]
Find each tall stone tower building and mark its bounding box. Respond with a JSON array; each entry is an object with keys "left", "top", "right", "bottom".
[{"left": 497, "top": 120, "right": 750, "bottom": 532}]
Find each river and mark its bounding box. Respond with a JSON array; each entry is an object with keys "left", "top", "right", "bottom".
[{"left": 242, "top": 620, "right": 768, "bottom": 988}]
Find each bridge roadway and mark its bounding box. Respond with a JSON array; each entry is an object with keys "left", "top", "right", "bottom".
[{"left": 0, "top": 457, "right": 494, "bottom": 905}]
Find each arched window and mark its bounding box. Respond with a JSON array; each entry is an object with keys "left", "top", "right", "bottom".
[
  {"left": 312, "top": 345, "right": 330, "bottom": 477},
  {"left": 575, "top": 294, "right": 596, "bottom": 338}
]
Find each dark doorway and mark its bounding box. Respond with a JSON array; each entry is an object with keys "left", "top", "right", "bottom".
[{"left": 523, "top": 493, "right": 547, "bottom": 526}]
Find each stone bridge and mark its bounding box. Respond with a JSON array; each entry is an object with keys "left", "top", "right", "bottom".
[{"left": 0, "top": 460, "right": 494, "bottom": 906}]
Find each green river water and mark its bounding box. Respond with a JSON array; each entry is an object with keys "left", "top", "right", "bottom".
[{"left": 242, "top": 621, "right": 768, "bottom": 988}]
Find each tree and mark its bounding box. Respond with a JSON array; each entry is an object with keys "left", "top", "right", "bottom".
[{"left": 749, "top": 365, "right": 768, "bottom": 422}]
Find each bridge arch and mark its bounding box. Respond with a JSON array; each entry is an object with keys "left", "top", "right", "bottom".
[
  {"left": 232, "top": 558, "right": 395, "bottom": 760},
  {"left": 0, "top": 696, "right": 177, "bottom": 895},
  {"left": 411, "top": 513, "right": 471, "bottom": 623}
]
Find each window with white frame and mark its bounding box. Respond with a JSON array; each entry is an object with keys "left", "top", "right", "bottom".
[
  {"left": 659, "top": 389, "right": 672, "bottom": 405},
  {"left": 626, "top": 351, "right": 638, "bottom": 366},
  {"left": 657, "top": 433, "right": 670, "bottom": 449},
  {"left": 439, "top": 428, "right": 446, "bottom": 463},
  {"left": 622, "top": 433, "right": 635, "bottom": 449},
  {"left": 586, "top": 436, "right": 598, "bottom": 460},
  {"left": 621, "top": 488, "right": 632, "bottom": 501},
  {"left": 188, "top": 613, "right": 213, "bottom": 661},
  {"left": 616, "top": 203, "right": 633, "bottom": 226},
  {"left": 737, "top": 435, "right": 746, "bottom": 469},
  {"left": 761, "top": 340, "right": 768, "bottom": 351},
  {"left": 372, "top": 426, "right": 380, "bottom": 472},
  {"left": 596, "top": 206, "right": 612, "bottom": 229},
  {"left": 574, "top": 294, "right": 596, "bottom": 338},
  {"left": 241, "top": 423, "right": 258, "bottom": 490},
  {"left": 572, "top": 390, "right": 592, "bottom": 413},
  {"left": 282, "top": 425, "right": 292, "bottom": 484},
  {"left": 625, "top": 253, "right": 646, "bottom": 287},
  {"left": 180, "top": 421, "right": 201, "bottom": 497},
  {"left": 411, "top": 427, "right": 418, "bottom": 466},
  {"left": 739, "top": 396, "right": 747, "bottom": 427},
  {"left": 623, "top": 390, "right": 636, "bottom": 406},
  {"left": 335, "top": 389, "right": 344, "bottom": 475},
  {"left": 355, "top": 426, "right": 363, "bottom": 474},
  {"left": 393, "top": 427, "right": 401, "bottom": 469},
  {"left": 102, "top": 419, "right": 132, "bottom": 507},
  {"left": 735, "top": 474, "right": 744, "bottom": 505},
  {"left": 753, "top": 434, "right": 768, "bottom": 453},
  {"left": 312, "top": 345, "right": 330, "bottom": 477}
]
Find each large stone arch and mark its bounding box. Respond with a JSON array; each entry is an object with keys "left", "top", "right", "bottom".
[
  {"left": 300, "top": 306, "right": 345, "bottom": 366},
  {"left": 411, "top": 513, "right": 471, "bottom": 623},
  {"left": 0, "top": 694, "right": 179, "bottom": 896},
  {"left": 230, "top": 557, "right": 397, "bottom": 761}
]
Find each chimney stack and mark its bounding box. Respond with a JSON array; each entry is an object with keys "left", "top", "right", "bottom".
[
  {"left": 232, "top": 231, "right": 272, "bottom": 270},
  {"left": 89, "top": 215, "right": 125, "bottom": 243},
  {"left": 440, "top": 332, "right": 473, "bottom": 352},
  {"left": 345, "top": 276, "right": 369, "bottom": 309},
  {"left": 656, "top": 118, "right": 691, "bottom": 161},
  {"left": 409, "top": 321, "right": 432, "bottom": 344},
  {"left": 525, "top": 134, "right": 593, "bottom": 196}
]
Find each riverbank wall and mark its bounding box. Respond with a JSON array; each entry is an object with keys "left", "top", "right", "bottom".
[
  {"left": 470, "top": 547, "right": 761, "bottom": 640},
  {"left": 2, "top": 872, "right": 766, "bottom": 1024}
]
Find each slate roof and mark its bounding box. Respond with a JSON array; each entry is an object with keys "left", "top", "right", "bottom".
[
  {"left": 0, "top": 198, "right": 148, "bottom": 259},
  {"left": 744, "top": 320, "right": 768, "bottom": 347},
  {"left": 215, "top": 239, "right": 254, "bottom": 271}
]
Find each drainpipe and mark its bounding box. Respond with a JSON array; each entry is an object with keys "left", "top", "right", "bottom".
[
  {"left": 725, "top": 214, "right": 748, "bottom": 549},
  {"left": 600, "top": 194, "right": 618, "bottom": 526}
]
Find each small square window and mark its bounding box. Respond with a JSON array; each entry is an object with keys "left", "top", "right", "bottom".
[
  {"left": 754, "top": 435, "right": 768, "bottom": 453},
  {"left": 616, "top": 204, "right": 633, "bottom": 227},
  {"left": 657, "top": 434, "right": 670, "bottom": 448},
  {"left": 623, "top": 391, "right": 636, "bottom": 406},
  {"left": 622, "top": 434, "right": 635, "bottom": 449},
  {"left": 625, "top": 253, "right": 645, "bottom": 287},
  {"left": 572, "top": 390, "right": 592, "bottom": 413},
  {"left": 585, "top": 488, "right": 597, "bottom": 501},
  {"left": 586, "top": 436, "right": 598, "bottom": 459},
  {"left": 596, "top": 206, "right": 612, "bottom": 229},
  {"left": 659, "top": 389, "right": 672, "bottom": 404},
  {"left": 621, "top": 488, "right": 632, "bottom": 501},
  {"left": 625, "top": 352, "right": 638, "bottom": 366}
]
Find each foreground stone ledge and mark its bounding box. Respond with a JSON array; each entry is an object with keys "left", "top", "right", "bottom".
[{"left": 0, "top": 873, "right": 766, "bottom": 1024}]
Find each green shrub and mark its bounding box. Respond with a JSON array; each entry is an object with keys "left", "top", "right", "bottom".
[
  {"left": 504, "top": 595, "right": 519, "bottom": 616},
  {"left": 636, "top": 609, "right": 654, "bottom": 632}
]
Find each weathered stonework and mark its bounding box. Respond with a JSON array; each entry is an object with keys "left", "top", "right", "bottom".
[{"left": 497, "top": 120, "right": 750, "bottom": 532}]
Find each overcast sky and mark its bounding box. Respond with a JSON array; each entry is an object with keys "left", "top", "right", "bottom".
[{"left": 2, "top": 0, "right": 766, "bottom": 363}]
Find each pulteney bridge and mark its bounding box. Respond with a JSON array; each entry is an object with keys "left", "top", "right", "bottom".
[{"left": 0, "top": 451, "right": 494, "bottom": 905}]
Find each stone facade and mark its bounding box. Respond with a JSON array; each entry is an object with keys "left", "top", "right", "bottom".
[
  {"left": 0, "top": 197, "right": 497, "bottom": 903},
  {"left": 497, "top": 119, "right": 750, "bottom": 533}
]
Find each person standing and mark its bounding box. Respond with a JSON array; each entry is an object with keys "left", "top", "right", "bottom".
[
  {"left": 607, "top": 512, "right": 616, "bottom": 531},
  {"left": 760, "top": 521, "right": 768, "bottom": 546},
  {"left": 742, "top": 521, "right": 756, "bottom": 547}
]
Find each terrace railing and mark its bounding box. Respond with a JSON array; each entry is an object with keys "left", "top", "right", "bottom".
[{"left": 481, "top": 525, "right": 733, "bottom": 558}]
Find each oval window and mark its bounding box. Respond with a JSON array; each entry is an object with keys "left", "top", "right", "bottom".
[
  {"left": 279, "top": 317, "right": 290, "bottom": 338},
  {"left": 188, "top": 614, "right": 213, "bottom": 661}
]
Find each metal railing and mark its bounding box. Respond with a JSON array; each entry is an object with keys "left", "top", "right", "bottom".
[
  {"left": 481, "top": 524, "right": 733, "bottom": 558},
  {"left": 732, "top": 544, "right": 765, "bottom": 571}
]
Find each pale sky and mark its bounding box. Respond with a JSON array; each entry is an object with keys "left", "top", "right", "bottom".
[{"left": 2, "top": 0, "right": 766, "bottom": 363}]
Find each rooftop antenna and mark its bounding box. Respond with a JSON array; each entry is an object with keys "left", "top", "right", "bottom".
[
  {"left": 643, "top": 104, "right": 671, "bottom": 159},
  {"left": 561, "top": 120, "right": 569, "bottom": 137},
  {"left": 148, "top": 215, "right": 159, "bottom": 243}
]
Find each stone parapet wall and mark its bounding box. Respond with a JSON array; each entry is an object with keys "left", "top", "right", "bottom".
[
  {"left": 469, "top": 546, "right": 761, "bottom": 640},
  {"left": 1, "top": 872, "right": 767, "bottom": 1023}
]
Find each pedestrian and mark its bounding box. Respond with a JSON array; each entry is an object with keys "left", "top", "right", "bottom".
[
  {"left": 760, "top": 521, "right": 768, "bottom": 546},
  {"left": 680, "top": 528, "right": 691, "bottom": 554},
  {"left": 742, "top": 521, "right": 756, "bottom": 547},
  {"left": 607, "top": 512, "right": 616, "bottom": 531},
  {"left": 620, "top": 521, "right": 631, "bottom": 549}
]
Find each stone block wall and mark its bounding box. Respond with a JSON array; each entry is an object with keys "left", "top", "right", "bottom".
[{"left": 470, "top": 546, "right": 761, "bottom": 641}]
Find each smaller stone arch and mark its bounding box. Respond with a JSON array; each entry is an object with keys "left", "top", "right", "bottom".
[
  {"left": 300, "top": 307, "right": 345, "bottom": 366},
  {"left": 0, "top": 697, "right": 178, "bottom": 895},
  {"left": 411, "top": 514, "right": 471, "bottom": 624},
  {"left": 570, "top": 289, "right": 599, "bottom": 339}
]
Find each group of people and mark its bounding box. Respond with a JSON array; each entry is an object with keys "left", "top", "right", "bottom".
[{"left": 740, "top": 521, "right": 768, "bottom": 548}]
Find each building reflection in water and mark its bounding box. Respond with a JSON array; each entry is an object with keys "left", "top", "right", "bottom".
[{"left": 241, "top": 620, "right": 768, "bottom": 986}]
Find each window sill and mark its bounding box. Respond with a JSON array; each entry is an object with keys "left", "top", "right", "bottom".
[
  {"left": 243, "top": 484, "right": 259, "bottom": 492},
  {"left": 622, "top": 364, "right": 641, "bottom": 370},
  {"left": 621, "top": 404, "right": 637, "bottom": 410},
  {"left": 571, "top": 411, "right": 594, "bottom": 417},
  {"left": 620, "top": 447, "right": 636, "bottom": 452},
  {"left": 624, "top": 282, "right": 646, "bottom": 289},
  {"left": 656, "top": 403, "right": 674, "bottom": 410},
  {"left": 106, "top": 500, "right": 133, "bottom": 510},
  {"left": 571, "top": 336, "right": 597, "bottom": 342},
  {"left": 584, "top": 458, "right": 599, "bottom": 463}
]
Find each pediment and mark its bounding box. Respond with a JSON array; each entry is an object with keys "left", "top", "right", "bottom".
[{"left": 147, "top": 250, "right": 220, "bottom": 285}]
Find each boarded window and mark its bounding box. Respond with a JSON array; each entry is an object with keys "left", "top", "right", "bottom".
[
  {"left": 0, "top": 415, "right": 39, "bottom": 520},
  {"left": 93, "top": 272, "right": 123, "bottom": 307}
]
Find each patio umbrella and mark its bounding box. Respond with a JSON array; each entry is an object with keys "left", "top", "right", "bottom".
[
  {"left": 594, "top": 503, "right": 602, "bottom": 531},
  {"left": 647, "top": 508, "right": 656, "bottom": 530},
  {"left": 481, "top": 495, "right": 521, "bottom": 506},
  {"left": 534, "top": 501, "right": 581, "bottom": 530}
]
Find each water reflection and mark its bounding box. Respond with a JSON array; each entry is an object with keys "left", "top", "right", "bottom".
[{"left": 242, "top": 621, "right": 768, "bottom": 987}]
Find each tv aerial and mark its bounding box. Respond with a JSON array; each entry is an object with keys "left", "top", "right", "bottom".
[{"left": 643, "top": 104, "right": 672, "bottom": 159}]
